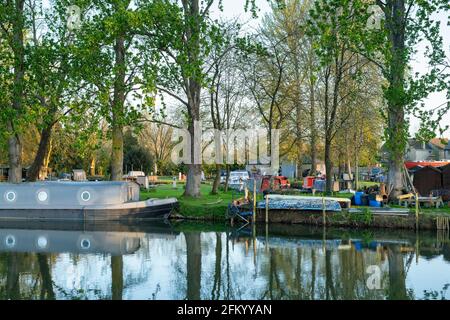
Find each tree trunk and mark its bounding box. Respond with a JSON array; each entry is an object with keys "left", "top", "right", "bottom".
[
  {"left": 185, "top": 232, "right": 201, "bottom": 300},
  {"left": 7, "top": 0, "right": 25, "bottom": 183},
  {"left": 184, "top": 164, "right": 202, "bottom": 197},
  {"left": 325, "top": 140, "right": 333, "bottom": 194},
  {"left": 27, "top": 126, "right": 53, "bottom": 181},
  {"left": 7, "top": 129, "right": 22, "bottom": 183},
  {"left": 383, "top": 0, "right": 407, "bottom": 200},
  {"left": 111, "top": 125, "right": 124, "bottom": 181},
  {"left": 211, "top": 164, "right": 221, "bottom": 195},
  {"left": 110, "top": 33, "right": 126, "bottom": 182},
  {"left": 224, "top": 164, "right": 230, "bottom": 192},
  {"left": 309, "top": 75, "right": 317, "bottom": 174},
  {"left": 90, "top": 156, "right": 96, "bottom": 176},
  {"left": 42, "top": 137, "right": 53, "bottom": 179},
  {"left": 354, "top": 153, "right": 360, "bottom": 190},
  {"left": 182, "top": 0, "right": 202, "bottom": 197}
]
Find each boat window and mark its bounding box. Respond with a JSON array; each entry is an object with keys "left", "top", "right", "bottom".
[
  {"left": 37, "top": 191, "right": 48, "bottom": 202},
  {"left": 80, "top": 238, "right": 91, "bottom": 249},
  {"left": 5, "top": 191, "right": 16, "bottom": 202},
  {"left": 5, "top": 235, "right": 15, "bottom": 248},
  {"left": 81, "top": 191, "right": 91, "bottom": 202}
]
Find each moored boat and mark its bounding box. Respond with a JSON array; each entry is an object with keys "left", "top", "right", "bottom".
[
  {"left": 256, "top": 194, "right": 348, "bottom": 212},
  {"left": 0, "top": 181, "right": 178, "bottom": 221}
]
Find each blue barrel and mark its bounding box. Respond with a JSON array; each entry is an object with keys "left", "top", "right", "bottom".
[
  {"left": 369, "top": 200, "right": 381, "bottom": 207},
  {"left": 355, "top": 192, "right": 364, "bottom": 205}
]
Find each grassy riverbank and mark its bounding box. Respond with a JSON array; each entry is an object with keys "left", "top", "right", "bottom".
[
  {"left": 140, "top": 183, "right": 450, "bottom": 224},
  {"left": 140, "top": 183, "right": 245, "bottom": 220}
]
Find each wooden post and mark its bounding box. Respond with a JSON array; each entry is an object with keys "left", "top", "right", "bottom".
[
  {"left": 265, "top": 194, "right": 269, "bottom": 224},
  {"left": 415, "top": 229, "right": 419, "bottom": 265},
  {"left": 252, "top": 222, "right": 257, "bottom": 266},
  {"left": 322, "top": 196, "right": 326, "bottom": 227},
  {"left": 415, "top": 192, "right": 419, "bottom": 230},
  {"left": 253, "top": 180, "right": 257, "bottom": 223},
  {"left": 265, "top": 222, "right": 269, "bottom": 253}
]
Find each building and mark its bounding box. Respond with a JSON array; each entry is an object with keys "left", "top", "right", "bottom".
[
  {"left": 409, "top": 165, "right": 443, "bottom": 196},
  {"left": 405, "top": 138, "right": 449, "bottom": 161},
  {"left": 445, "top": 141, "right": 450, "bottom": 160},
  {"left": 0, "top": 166, "right": 29, "bottom": 182}
]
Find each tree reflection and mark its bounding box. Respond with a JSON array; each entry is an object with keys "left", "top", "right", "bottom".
[
  {"left": 211, "top": 233, "right": 222, "bottom": 300},
  {"left": 5, "top": 253, "right": 20, "bottom": 299},
  {"left": 111, "top": 255, "right": 123, "bottom": 300},
  {"left": 185, "top": 232, "right": 201, "bottom": 300},
  {"left": 387, "top": 246, "right": 408, "bottom": 300},
  {"left": 0, "top": 225, "right": 447, "bottom": 300},
  {"left": 37, "top": 253, "right": 55, "bottom": 300}
]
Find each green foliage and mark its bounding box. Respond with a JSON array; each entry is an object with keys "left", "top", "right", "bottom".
[{"left": 123, "top": 129, "right": 154, "bottom": 173}]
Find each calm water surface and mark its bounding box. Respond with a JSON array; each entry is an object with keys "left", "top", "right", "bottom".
[{"left": 0, "top": 220, "right": 449, "bottom": 300}]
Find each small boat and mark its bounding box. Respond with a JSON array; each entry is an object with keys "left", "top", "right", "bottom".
[
  {"left": 256, "top": 194, "right": 346, "bottom": 212},
  {"left": 0, "top": 181, "right": 178, "bottom": 221}
]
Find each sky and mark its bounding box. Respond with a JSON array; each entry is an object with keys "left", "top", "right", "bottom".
[{"left": 211, "top": 0, "right": 450, "bottom": 137}]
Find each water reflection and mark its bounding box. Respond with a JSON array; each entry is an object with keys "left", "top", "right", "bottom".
[{"left": 0, "top": 221, "right": 449, "bottom": 300}]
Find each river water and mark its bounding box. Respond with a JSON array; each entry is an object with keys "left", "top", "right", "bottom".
[{"left": 0, "top": 221, "right": 449, "bottom": 300}]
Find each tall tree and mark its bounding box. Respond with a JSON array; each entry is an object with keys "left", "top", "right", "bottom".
[
  {"left": 0, "top": 0, "right": 26, "bottom": 182},
  {"left": 375, "top": 0, "right": 449, "bottom": 198},
  {"left": 139, "top": 0, "right": 274, "bottom": 197},
  {"left": 78, "top": 0, "right": 154, "bottom": 181},
  {"left": 25, "top": 0, "right": 87, "bottom": 181},
  {"left": 308, "top": 0, "right": 372, "bottom": 193}
]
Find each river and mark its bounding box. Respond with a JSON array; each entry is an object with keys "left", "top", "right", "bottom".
[{"left": 0, "top": 221, "right": 449, "bottom": 300}]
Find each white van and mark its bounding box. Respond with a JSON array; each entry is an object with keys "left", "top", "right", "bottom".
[{"left": 221, "top": 170, "right": 250, "bottom": 184}]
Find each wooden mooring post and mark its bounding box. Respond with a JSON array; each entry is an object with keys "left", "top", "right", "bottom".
[
  {"left": 265, "top": 195, "right": 269, "bottom": 224},
  {"left": 415, "top": 192, "right": 420, "bottom": 229},
  {"left": 322, "top": 196, "right": 326, "bottom": 227},
  {"left": 252, "top": 181, "right": 256, "bottom": 224},
  {"left": 436, "top": 216, "right": 450, "bottom": 231}
]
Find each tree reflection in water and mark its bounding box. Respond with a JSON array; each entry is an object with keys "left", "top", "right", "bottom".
[{"left": 0, "top": 224, "right": 448, "bottom": 300}]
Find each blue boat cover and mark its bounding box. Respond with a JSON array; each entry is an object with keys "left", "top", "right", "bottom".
[{"left": 256, "top": 198, "right": 342, "bottom": 212}]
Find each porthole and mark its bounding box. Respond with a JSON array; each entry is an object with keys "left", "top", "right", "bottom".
[
  {"left": 81, "top": 191, "right": 91, "bottom": 202},
  {"left": 5, "top": 235, "right": 16, "bottom": 248},
  {"left": 80, "top": 238, "right": 91, "bottom": 249},
  {"left": 5, "top": 191, "right": 16, "bottom": 202},
  {"left": 37, "top": 190, "right": 48, "bottom": 202},
  {"left": 37, "top": 236, "right": 48, "bottom": 249}
]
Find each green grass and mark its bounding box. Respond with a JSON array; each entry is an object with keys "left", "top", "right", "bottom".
[
  {"left": 140, "top": 183, "right": 257, "bottom": 220},
  {"left": 357, "top": 181, "right": 381, "bottom": 188},
  {"left": 352, "top": 203, "right": 450, "bottom": 216}
]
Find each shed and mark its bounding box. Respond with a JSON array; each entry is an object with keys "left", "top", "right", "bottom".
[
  {"left": 442, "top": 164, "right": 450, "bottom": 189},
  {"left": 72, "top": 169, "right": 87, "bottom": 181},
  {"left": 410, "top": 166, "right": 443, "bottom": 196}
]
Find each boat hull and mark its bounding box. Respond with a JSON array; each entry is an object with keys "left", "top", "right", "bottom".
[{"left": 0, "top": 201, "right": 178, "bottom": 221}]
